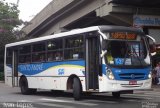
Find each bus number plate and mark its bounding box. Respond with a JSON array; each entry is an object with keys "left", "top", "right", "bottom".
[{"left": 129, "top": 80, "right": 137, "bottom": 85}]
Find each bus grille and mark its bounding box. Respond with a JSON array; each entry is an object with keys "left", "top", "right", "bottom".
[{"left": 119, "top": 73, "right": 145, "bottom": 80}]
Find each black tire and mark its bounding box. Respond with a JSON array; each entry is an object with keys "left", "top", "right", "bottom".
[
  {"left": 19, "top": 77, "right": 36, "bottom": 95},
  {"left": 73, "top": 78, "right": 82, "bottom": 100},
  {"left": 112, "top": 92, "right": 120, "bottom": 98}
]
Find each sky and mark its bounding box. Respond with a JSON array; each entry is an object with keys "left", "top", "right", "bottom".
[{"left": 4, "top": 0, "right": 53, "bottom": 21}]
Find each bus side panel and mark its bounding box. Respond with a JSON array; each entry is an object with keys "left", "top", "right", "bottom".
[
  {"left": 19, "top": 60, "right": 85, "bottom": 90},
  {"left": 27, "top": 77, "right": 61, "bottom": 90},
  {"left": 5, "top": 65, "right": 12, "bottom": 87},
  {"left": 78, "top": 77, "right": 86, "bottom": 91},
  {"left": 27, "top": 76, "right": 86, "bottom": 91},
  {"left": 26, "top": 77, "right": 39, "bottom": 89}
]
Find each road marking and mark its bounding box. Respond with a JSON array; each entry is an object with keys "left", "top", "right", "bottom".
[
  {"left": 85, "top": 99, "right": 118, "bottom": 104},
  {"left": 122, "top": 94, "right": 153, "bottom": 99},
  {"left": 37, "top": 102, "right": 75, "bottom": 108},
  {"left": 40, "top": 98, "right": 98, "bottom": 106},
  {"left": 17, "top": 100, "right": 33, "bottom": 102},
  {"left": 126, "top": 93, "right": 160, "bottom": 98},
  {"left": 145, "top": 92, "right": 160, "bottom": 95}
]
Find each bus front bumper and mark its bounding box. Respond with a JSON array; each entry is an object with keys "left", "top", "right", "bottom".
[{"left": 99, "top": 79, "right": 152, "bottom": 92}]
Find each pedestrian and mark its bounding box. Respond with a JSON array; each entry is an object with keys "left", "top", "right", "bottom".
[
  {"left": 152, "top": 69, "right": 158, "bottom": 85},
  {"left": 154, "top": 63, "right": 160, "bottom": 85}
]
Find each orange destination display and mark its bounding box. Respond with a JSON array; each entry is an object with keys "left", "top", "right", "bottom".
[{"left": 111, "top": 32, "right": 137, "bottom": 40}]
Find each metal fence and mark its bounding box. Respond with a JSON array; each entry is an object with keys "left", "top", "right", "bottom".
[{"left": 0, "top": 72, "right": 4, "bottom": 81}]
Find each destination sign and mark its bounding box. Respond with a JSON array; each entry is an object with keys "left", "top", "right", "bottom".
[{"left": 111, "top": 32, "right": 137, "bottom": 40}]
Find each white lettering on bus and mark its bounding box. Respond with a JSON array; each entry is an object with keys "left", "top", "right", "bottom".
[{"left": 19, "top": 64, "right": 43, "bottom": 72}]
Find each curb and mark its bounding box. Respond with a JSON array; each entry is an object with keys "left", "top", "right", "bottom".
[{"left": 0, "top": 81, "right": 4, "bottom": 83}]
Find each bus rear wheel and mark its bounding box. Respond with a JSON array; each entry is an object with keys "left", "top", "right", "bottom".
[
  {"left": 73, "top": 78, "right": 82, "bottom": 100},
  {"left": 112, "top": 92, "right": 120, "bottom": 98},
  {"left": 19, "top": 77, "right": 36, "bottom": 95}
]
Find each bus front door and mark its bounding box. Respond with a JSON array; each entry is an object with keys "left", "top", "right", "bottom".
[
  {"left": 12, "top": 50, "right": 18, "bottom": 87},
  {"left": 86, "top": 36, "right": 99, "bottom": 90}
]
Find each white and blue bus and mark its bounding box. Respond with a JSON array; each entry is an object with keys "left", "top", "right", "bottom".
[{"left": 4, "top": 26, "right": 154, "bottom": 100}]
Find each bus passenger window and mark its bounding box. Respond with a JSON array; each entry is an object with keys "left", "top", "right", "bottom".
[
  {"left": 32, "top": 53, "right": 46, "bottom": 62},
  {"left": 32, "top": 42, "right": 46, "bottom": 63},
  {"left": 40, "top": 54, "right": 45, "bottom": 62},
  {"left": 19, "top": 45, "right": 31, "bottom": 64},
  {"left": 55, "top": 52, "right": 62, "bottom": 60},
  {"left": 32, "top": 43, "right": 45, "bottom": 52},
  {"left": 19, "top": 55, "right": 31, "bottom": 63},
  {"left": 47, "top": 51, "right": 63, "bottom": 61},
  {"left": 47, "top": 39, "right": 62, "bottom": 50},
  {"left": 64, "top": 35, "right": 84, "bottom": 60},
  {"left": 47, "top": 52, "right": 53, "bottom": 61}
]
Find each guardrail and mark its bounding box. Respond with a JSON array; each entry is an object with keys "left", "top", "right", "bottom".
[{"left": 0, "top": 72, "right": 4, "bottom": 81}]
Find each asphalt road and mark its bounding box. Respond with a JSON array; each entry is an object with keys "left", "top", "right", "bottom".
[{"left": 0, "top": 82, "right": 160, "bottom": 108}]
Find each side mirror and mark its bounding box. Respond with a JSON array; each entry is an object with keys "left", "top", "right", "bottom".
[{"left": 146, "top": 35, "right": 156, "bottom": 56}]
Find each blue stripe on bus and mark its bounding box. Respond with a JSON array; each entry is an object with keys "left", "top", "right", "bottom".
[{"left": 18, "top": 60, "right": 85, "bottom": 75}]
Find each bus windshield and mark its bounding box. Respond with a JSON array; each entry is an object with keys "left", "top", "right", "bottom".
[{"left": 104, "top": 37, "right": 150, "bottom": 68}]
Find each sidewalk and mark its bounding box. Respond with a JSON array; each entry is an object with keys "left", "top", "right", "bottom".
[{"left": 151, "top": 85, "right": 160, "bottom": 92}]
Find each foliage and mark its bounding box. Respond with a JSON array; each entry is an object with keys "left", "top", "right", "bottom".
[{"left": 0, "top": 0, "right": 22, "bottom": 73}]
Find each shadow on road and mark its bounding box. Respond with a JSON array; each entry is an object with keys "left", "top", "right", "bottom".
[{"left": 14, "top": 90, "right": 145, "bottom": 103}]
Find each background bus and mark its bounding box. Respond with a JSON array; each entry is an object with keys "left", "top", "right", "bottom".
[{"left": 4, "top": 26, "right": 154, "bottom": 100}]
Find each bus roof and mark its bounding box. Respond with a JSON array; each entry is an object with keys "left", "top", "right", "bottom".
[{"left": 6, "top": 25, "right": 143, "bottom": 47}]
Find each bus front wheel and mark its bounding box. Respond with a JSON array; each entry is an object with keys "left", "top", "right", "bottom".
[
  {"left": 73, "top": 77, "right": 82, "bottom": 100},
  {"left": 112, "top": 92, "right": 120, "bottom": 98},
  {"left": 19, "top": 77, "right": 36, "bottom": 95}
]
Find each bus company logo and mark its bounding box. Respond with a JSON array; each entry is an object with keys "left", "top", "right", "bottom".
[
  {"left": 58, "top": 68, "right": 64, "bottom": 75},
  {"left": 131, "top": 74, "right": 135, "bottom": 79}
]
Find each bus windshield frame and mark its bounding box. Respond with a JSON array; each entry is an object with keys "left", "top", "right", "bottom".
[{"left": 102, "top": 32, "right": 150, "bottom": 68}]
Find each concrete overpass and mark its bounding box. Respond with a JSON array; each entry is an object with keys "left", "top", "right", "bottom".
[{"left": 22, "top": 0, "right": 160, "bottom": 38}]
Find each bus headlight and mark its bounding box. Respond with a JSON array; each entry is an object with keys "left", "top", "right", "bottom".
[
  {"left": 107, "top": 69, "right": 115, "bottom": 80},
  {"left": 148, "top": 72, "right": 152, "bottom": 79}
]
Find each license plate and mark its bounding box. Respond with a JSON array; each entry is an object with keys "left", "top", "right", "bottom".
[{"left": 129, "top": 80, "right": 137, "bottom": 85}]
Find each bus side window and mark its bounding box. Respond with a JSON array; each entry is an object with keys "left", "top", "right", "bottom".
[
  {"left": 55, "top": 52, "right": 63, "bottom": 60},
  {"left": 32, "top": 42, "right": 46, "bottom": 63},
  {"left": 64, "top": 35, "right": 84, "bottom": 60},
  {"left": 47, "top": 52, "right": 53, "bottom": 61},
  {"left": 47, "top": 38, "right": 63, "bottom": 61},
  {"left": 32, "top": 52, "right": 46, "bottom": 62},
  {"left": 19, "top": 45, "right": 31, "bottom": 64}
]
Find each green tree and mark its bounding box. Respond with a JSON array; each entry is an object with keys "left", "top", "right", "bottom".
[{"left": 0, "top": 0, "right": 21, "bottom": 73}]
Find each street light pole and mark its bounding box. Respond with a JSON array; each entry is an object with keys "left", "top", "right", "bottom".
[{"left": 17, "top": 0, "right": 19, "bottom": 6}]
